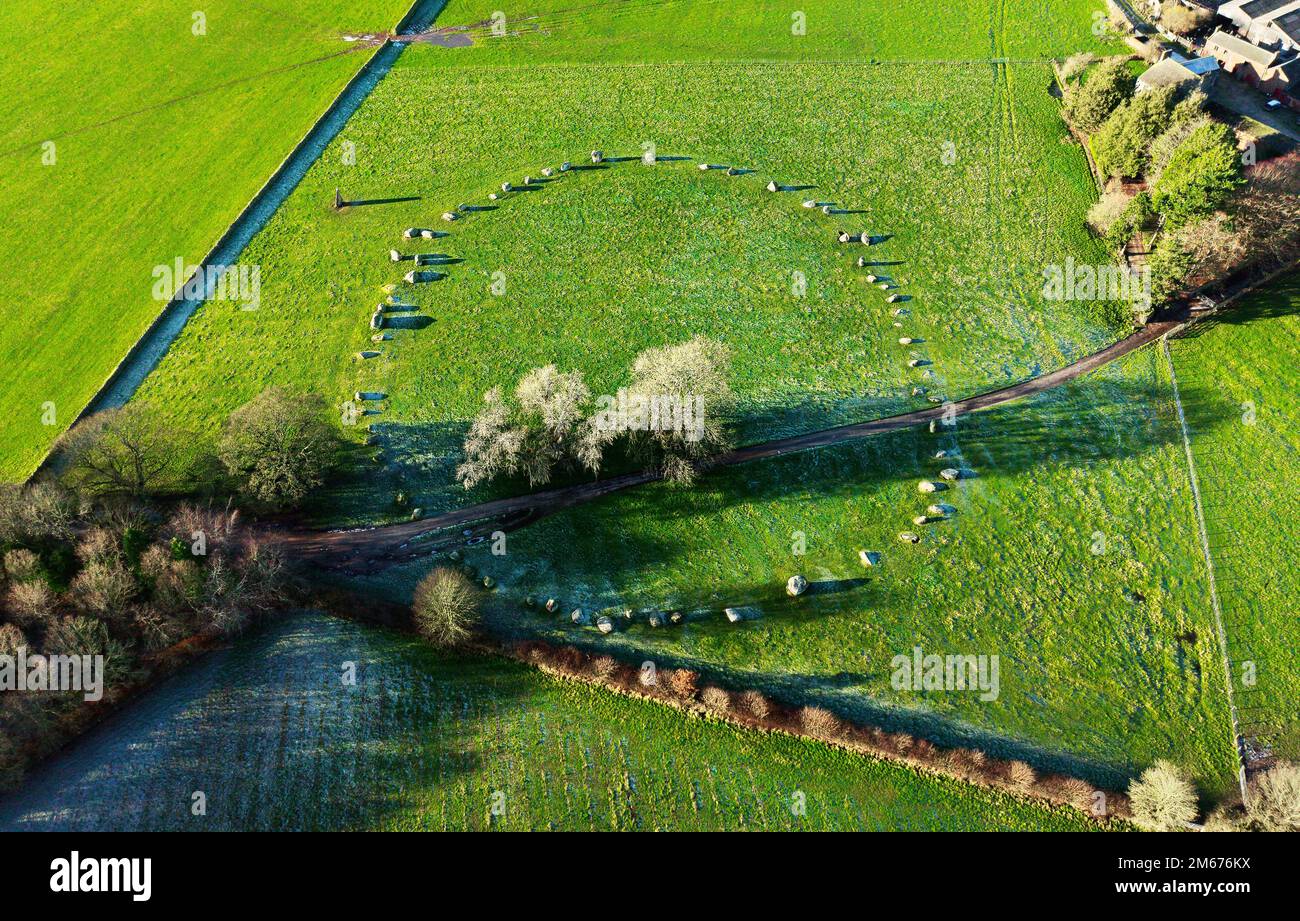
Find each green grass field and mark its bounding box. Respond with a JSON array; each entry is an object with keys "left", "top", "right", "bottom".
[
  {"left": 359, "top": 345, "right": 1241, "bottom": 799},
  {"left": 133, "top": 8, "right": 1127, "bottom": 522},
  {"left": 0, "top": 613, "right": 1107, "bottom": 831},
  {"left": 1167, "top": 274, "right": 1300, "bottom": 765},
  {"left": 117, "top": 1, "right": 1246, "bottom": 803},
  {"left": 425, "top": 0, "right": 1121, "bottom": 64},
  {"left": 0, "top": 0, "right": 414, "bottom": 479}
]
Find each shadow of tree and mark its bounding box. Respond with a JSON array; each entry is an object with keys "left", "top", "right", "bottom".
[
  {"left": 0, "top": 613, "right": 530, "bottom": 831},
  {"left": 1177, "top": 281, "right": 1300, "bottom": 337},
  {"left": 462, "top": 371, "right": 1238, "bottom": 791},
  {"left": 598, "top": 373, "right": 1234, "bottom": 526}
]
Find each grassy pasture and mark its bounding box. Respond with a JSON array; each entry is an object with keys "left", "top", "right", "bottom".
[
  {"left": 0, "top": 0, "right": 413, "bottom": 479},
  {"left": 0, "top": 613, "right": 1106, "bottom": 831},
  {"left": 134, "top": 50, "right": 1122, "bottom": 523},
  {"left": 425, "top": 0, "right": 1122, "bottom": 64},
  {"left": 1167, "top": 275, "right": 1300, "bottom": 763},
  {"left": 362, "top": 346, "right": 1242, "bottom": 799},
  {"left": 117, "top": 0, "right": 1241, "bottom": 799}
]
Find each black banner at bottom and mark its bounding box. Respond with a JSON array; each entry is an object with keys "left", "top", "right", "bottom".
[{"left": 0, "top": 831, "right": 1287, "bottom": 907}]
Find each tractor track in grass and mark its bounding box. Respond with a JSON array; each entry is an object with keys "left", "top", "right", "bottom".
[
  {"left": 278, "top": 311, "right": 1195, "bottom": 571},
  {"left": 0, "top": 47, "right": 371, "bottom": 160}
]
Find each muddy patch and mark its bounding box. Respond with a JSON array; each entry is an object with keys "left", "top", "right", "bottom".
[
  {"left": 340, "top": 32, "right": 390, "bottom": 48},
  {"left": 412, "top": 30, "right": 475, "bottom": 47}
]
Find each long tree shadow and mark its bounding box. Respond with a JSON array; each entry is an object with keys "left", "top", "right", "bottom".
[
  {"left": 623, "top": 373, "right": 1235, "bottom": 525},
  {"left": 306, "top": 358, "right": 1236, "bottom": 534},
  {"left": 463, "top": 372, "right": 1238, "bottom": 791},
  {"left": 0, "top": 613, "right": 535, "bottom": 831},
  {"left": 1177, "top": 281, "right": 1300, "bottom": 337},
  {"left": 515, "top": 620, "right": 1144, "bottom": 791},
  {"left": 482, "top": 563, "right": 1150, "bottom": 788}
]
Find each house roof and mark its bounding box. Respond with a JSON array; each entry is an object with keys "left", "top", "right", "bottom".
[
  {"left": 1170, "top": 50, "right": 1222, "bottom": 73},
  {"left": 1240, "top": 0, "right": 1295, "bottom": 19},
  {"left": 1139, "top": 58, "right": 1200, "bottom": 88},
  {"left": 1275, "top": 8, "right": 1300, "bottom": 41},
  {"left": 1207, "top": 28, "right": 1280, "bottom": 67},
  {"left": 1184, "top": 55, "right": 1223, "bottom": 74},
  {"left": 1274, "top": 54, "right": 1300, "bottom": 81}
]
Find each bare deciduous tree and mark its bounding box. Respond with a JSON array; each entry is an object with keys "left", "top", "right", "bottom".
[
  {"left": 0, "top": 622, "right": 26, "bottom": 656},
  {"left": 1087, "top": 188, "right": 1132, "bottom": 237},
  {"left": 512, "top": 365, "right": 592, "bottom": 486},
  {"left": 3, "top": 549, "right": 41, "bottom": 583},
  {"left": 58, "top": 404, "right": 186, "bottom": 498},
  {"left": 739, "top": 689, "right": 771, "bottom": 720},
  {"left": 1247, "top": 762, "right": 1300, "bottom": 832},
  {"left": 457, "top": 365, "right": 611, "bottom": 488},
  {"left": 800, "top": 705, "right": 842, "bottom": 738},
  {"left": 457, "top": 386, "right": 525, "bottom": 490},
  {"left": 622, "top": 336, "right": 735, "bottom": 484},
  {"left": 1128, "top": 759, "right": 1198, "bottom": 830},
  {"left": 1159, "top": 0, "right": 1212, "bottom": 35},
  {"left": 1058, "top": 52, "right": 1096, "bottom": 83},
  {"left": 5, "top": 580, "right": 55, "bottom": 626},
  {"left": 70, "top": 559, "right": 137, "bottom": 616},
  {"left": 412, "top": 567, "right": 480, "bottom": 647},
  {"left": 701, "top": 686, "right": 731, "bottom": 711},
  {"left": 1234, "top": 153, "right": 1300, "bottom": 268},
  {"left": 1169, "top": 212, "right": 1245, "bottom": 287}
]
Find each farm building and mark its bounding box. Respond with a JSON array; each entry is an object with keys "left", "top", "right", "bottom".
[
  {"left": 1203, "top": 27, "right": 1300, "bottom": 105},
  {"left": 1218, "top": 0, "right": 1300, "bottom": 51},
  {"left": 1136, "top": 51, "right": 1220, "bottom": 92}
]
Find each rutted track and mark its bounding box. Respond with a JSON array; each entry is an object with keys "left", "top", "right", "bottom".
[{"left": 280, "top": 312, "right": 1193, "bottom": 571}]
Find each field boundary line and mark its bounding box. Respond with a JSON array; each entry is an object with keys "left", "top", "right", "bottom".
[
  {"left": 411, "top": 57, "right": 1061, "bottom": 71},
  {"left": 26, "top": 0, "right": 449, "bottom": 484},
  {"left": 1162, "top": 337, "right": 1249, "bottom": 804},
  {"left": 477, "top": 635, "right": 1132, "bottom": 826}
]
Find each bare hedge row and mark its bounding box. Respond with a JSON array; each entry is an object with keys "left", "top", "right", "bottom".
[{"left": 503, "top": 638, "right": 1132, "bottom": 823}]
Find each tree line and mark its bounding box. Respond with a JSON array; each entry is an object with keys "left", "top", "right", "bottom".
[
  {"left": 0, "top": 388, "right": 340, "bottom": 790},
  {"left": 1062, "top": 56, "right": 1299, "bottom": 315}
]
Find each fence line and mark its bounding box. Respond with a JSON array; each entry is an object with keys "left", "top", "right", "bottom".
[{"left": 1162, "top": 338, "right": 1250, "bottom": 804}]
